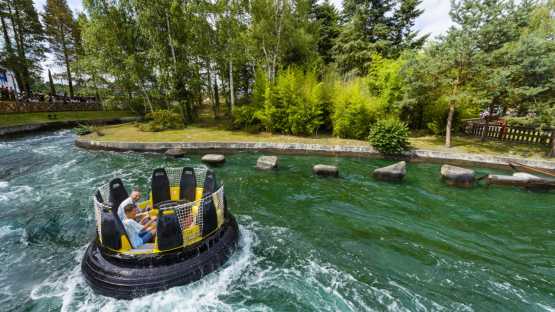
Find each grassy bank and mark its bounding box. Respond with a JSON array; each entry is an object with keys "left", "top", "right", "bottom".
[
  {"left": 409, "top": 136, "right": 550, "bottom": 160},
  {"left": 86, "top": 123, "right": 368, "bottom": 146},
  {"left": 0, "top": 111, "right": 137, "bottom": 127},
  {"left": 84, "top": 123, "right": 552, "bottom": 160}
]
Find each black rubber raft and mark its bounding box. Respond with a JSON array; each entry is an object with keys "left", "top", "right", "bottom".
[{"left": 82, "top": 213, "right": 239, "bottom": 299}]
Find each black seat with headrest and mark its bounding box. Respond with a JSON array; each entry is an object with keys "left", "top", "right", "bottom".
[
  {"left": 179, "top": 167, "right": 196, "bottom": 202},
  {"left": 108, "top": 178, "right": 128, "bottom": 210},
  {"left": 157, "top": 209, "right": 184, "bottom": 251},
  {"left": 200, "top": 170, "right": 218, "bottom": 236},
  {"left": 151, "top": 168, "right": 171, "bottom": 208},
  {"left": 101, "top": 178, "right": 131, "bottom": 250}
]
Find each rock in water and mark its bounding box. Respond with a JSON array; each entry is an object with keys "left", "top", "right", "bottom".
[
  {"left": 256, "top": 156, "right": 278, "bottom": 170},
  {"left": 373, "top": 161, "right": 407, "bottom": 182},
  {"left": 313, "top": 164, "right": 339, "bottom": 177},
  {"left": 441, "top": 164, "right": 475, "bottom": 187},
  {"left": 165, "top": 148, "right": 186, "bottom": 158},
  {"left": 486, "top": 172, "right": 554, "bottom": 191},
  {"left": 201, "top": 154, "right": 225, "bottom": 165},
  {"left": 512, "top": 172, "right": 541, "bottom": 180}
]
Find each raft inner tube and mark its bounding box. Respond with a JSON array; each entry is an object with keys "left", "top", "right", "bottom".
[{"left": 81, "top": 166, "right": 240, "bottom": 299}]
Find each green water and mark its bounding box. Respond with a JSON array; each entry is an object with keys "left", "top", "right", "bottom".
[{"left": 1, "top": 130, "right": 554, "bottom": 311}]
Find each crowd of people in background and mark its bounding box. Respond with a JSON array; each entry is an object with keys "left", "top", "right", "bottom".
[
  {"left": 0, "top": 86, "right": 17, "bottom": 101},
  {"left": 2, "top": 91, "right": 98, "bottom": 104}
]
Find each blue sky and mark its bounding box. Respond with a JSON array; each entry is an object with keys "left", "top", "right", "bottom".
[{"left": 33, "top": 0, "right": 454, "bottom": 38}]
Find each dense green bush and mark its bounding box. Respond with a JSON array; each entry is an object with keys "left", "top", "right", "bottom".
[
  {"left": 232, "top": 105, "right": 263, "bottom": 132},
  {"left": 139, "top": 109, "right": 185, "bottom": 132},
  {"left": 74, "top": 124, "right": 95, "bottom": 135},
  {"left": 368, "top": 118, "right": 410, "bottom": 155},
  {"left": 233, "top": 69, "right": 267, "bottom": 131},
  {"left": 73, "top": 124, "right": 104, "bottom": 136},
  {"left": 236, "top": 67, "right": 324, "bottom": 136},
  {"left": 331, "top": 78, "right": 380, "bottom": 139}
]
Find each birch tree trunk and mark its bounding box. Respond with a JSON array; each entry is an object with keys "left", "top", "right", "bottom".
[
  {"left": 445, "top": 104, "right": 455, "bottom": 148},
  {"left": 213, "top": 76, "right": 220, "bottom": 117},
  {"left": 550, "top": 130, "right": 555, "bottom": 158},
  {"left": 445, "top": 78, "right": 459, "bottom": 148},
  {"left": 228, "top": 59, "right": 235, "bottom": 115}
]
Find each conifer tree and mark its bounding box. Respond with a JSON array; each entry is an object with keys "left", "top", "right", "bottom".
[
  {"left": 334, "top": 0, "right": 425, "bottom": 75},
  {"left": 0, "top": 0, "right": 45, "bottom": 94},
  {"left": 43, "top": 0, "right": 78, "bottom": 97},
  {"left": 390, "top": 0, "right": 427, "bottom": 56},
  {"left": 312, "top": 0, "right": 340, "bottom": 64}
]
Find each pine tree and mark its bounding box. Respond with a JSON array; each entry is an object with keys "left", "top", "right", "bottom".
[
  {"left": 334, "top": 0, "right": 425, "bottom": 75},
  {"left": 332, "top": 12, "right": 375, "bottom": 76},
  {"left": 0, "top": 0, "right": 45, "bottom": 94},
  {"left": 390, "top": 0, "right": 427, "bottom": 56},
  {"left": 312, "top": 0, "right": 340, "bottom": 64},
  {"left": 43, "top": 0, "right": 78, "bottom": 97}
]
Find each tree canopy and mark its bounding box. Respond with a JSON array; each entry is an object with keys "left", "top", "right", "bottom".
[{"left": 0, "top": 0, "right": 553, "bottom": 148}]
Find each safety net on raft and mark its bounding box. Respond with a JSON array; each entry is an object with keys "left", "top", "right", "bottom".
[{"left": 93, "top": 166, "right": 226, "bottom": 249}]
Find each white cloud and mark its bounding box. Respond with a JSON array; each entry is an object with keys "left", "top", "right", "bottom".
[{"left": 415, "top": 0, "right": 454, "bottom": 38}]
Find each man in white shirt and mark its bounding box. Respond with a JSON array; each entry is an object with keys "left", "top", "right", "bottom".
[{"left": 117, "top": 189, "right": 141, "bottom": 221}]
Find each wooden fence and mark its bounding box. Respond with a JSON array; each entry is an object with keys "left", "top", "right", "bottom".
[
  {"left": 0, "top": 99, "right": 101, "bottom": 114},
  {"left": 463, "top": 120, "right": 554, "bottom": 146}
]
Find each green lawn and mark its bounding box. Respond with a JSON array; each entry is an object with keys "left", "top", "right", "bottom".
[
  {"left": 0, "top": 111, "right": 137, "bottom": 127},
  {"left": 84, "top": 123, "right": 553, "bottom": 160},
  {"left": 85, "top": 123, "right": 369, "bottom": 146},
  {"left": 409, "top": 135, "right": 551, "bottom": 160}
]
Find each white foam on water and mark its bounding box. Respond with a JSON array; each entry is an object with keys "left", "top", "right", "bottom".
[
  {"left": 537, "top": 303, "right": 555, "bottom": 312},
  {"left": 0, "top": 225, "right": 26, "bottom": 241},
  {"left": 0, "top": 181, "right": 8, "bottom": 189},
  {"left": 488, "top": 280, "right": 530, "bottom": 304},
  {"left": 0, "top": 185, "right": 34, "bottom": 202},
  {"left": 30, "top": 225, "right": 257, "bottom": 312}
]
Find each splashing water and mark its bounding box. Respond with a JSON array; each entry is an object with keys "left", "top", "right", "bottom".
[{"left": 1, "top": 130, "right": 554, "bottom": 311}]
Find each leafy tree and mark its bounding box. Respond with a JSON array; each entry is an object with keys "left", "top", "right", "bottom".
[{"left": 81, "top": 0, "right": 155, "bottom": 113}]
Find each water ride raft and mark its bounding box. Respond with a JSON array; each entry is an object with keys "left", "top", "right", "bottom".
[{"left": 81, "top": 167, "right": 239, "bottom": 299}]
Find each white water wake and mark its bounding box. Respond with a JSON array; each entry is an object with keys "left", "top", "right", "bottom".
[{"left": 30, "top": 225, "right": 257, "bottom": 312}]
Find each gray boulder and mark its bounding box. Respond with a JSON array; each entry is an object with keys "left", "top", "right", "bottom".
[
  {"left": 373, "top": 161, "right": 406, "bottom": 182},
  {"left": 256, "top": 156, "right": 279, "bottom": 170},
  {"left": 441, "top": 164, "right": 475, "bottom": 187},
  {"left": 165, "top": 148, "right": 186, "bottom": 158},
  {"left": 313, "top": 164, "right": 339, "bottom": 177},
  {"left": 201, "top": 154, "right": 225, "bottom": 165}
]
